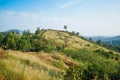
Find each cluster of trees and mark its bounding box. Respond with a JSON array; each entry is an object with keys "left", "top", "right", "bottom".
[
  {"left": 95, "top": 39, "right": 120, "bottom": 53},
  {"left": 103, "top": 44, "right": 120, "bottom": 53},
  {"left": 0, "top": 28, "right": 58, "bottom": 52},
  {"left": 0, "top": 25, "right": 80, "bottom": 52},
  {"left": 87, "top": 38, "right": 120, "bottom": 53}
]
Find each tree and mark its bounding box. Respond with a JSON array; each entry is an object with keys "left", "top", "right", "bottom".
[
  {"left": 22, "top": 30, "right": 31, "bottom": 36},
  {"left": 89, "top": 38, "right": 93, "bottom": 42},
  {"left": 17, "top": 37, "right": 31, "bottom": 52},
  {"left": 35, "top": 27, "right": 41, "bottom": 34},
  {"left": 76, "top": 32, "right": 79, "bottom": 36},
  {"left": 45, "top": 40, "right": 56, "bottom": 52},
  {"left": 96, "top": 39, "right": 102, "bottom": 45},
  {"left": 31, "top": 31, "right": 45, "bottom": 52},
  {"left": 2, "top": 32, "right": 18, "bottom": 50},
  {"left": 0, "top": 33, "right": 4, "bottom": 47},
  {"left": 64, "top": 25, "right": 67, "bottom": 31}
]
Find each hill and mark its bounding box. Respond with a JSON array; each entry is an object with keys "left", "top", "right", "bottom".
[
  {"left": 91, "top": 35, "right": 120, "bottom": 45},
  {"left": 0, "top": 29, "right": 120, "bottom": 80},
  {"left": 89, "top": 36, "right": 120, "bottom": 52},
  {"left": 0, "top": 50, "right": 78, "bottom": 80},
  {"left": 0, "top": 29, "right": 22, "bottom": 34},
  {"left": 41, "top": 29, "right": 118, "bottom": 52}
]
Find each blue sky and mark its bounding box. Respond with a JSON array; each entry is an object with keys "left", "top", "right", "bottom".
[{"left": 0, "top": 0, "right": 120, "bottom": 36}]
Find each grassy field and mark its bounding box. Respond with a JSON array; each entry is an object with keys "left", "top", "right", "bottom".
[
  {"left": 42, "top": 29, "right": 112, "bottom": 51},
  {"left": 0, "top": 49, "right": 78, "bottom": 80}
]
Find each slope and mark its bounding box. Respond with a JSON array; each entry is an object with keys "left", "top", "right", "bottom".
[
  {"left": 0, "top": 29, "right": 120, "bottom": 80},
  {"left": 41, "top": 29, "right": 118, "bottom": 53},
  {"left": 0, "top": 50, "right": 78, "bottom": 80}
]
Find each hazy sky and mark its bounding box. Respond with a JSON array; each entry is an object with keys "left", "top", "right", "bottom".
[{"left": 0, "top": 0, "right": 120, "bottom": 36}]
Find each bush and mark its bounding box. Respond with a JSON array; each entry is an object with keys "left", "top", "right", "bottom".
[
  {"left": 53, "top": 61, "right": 64, "bottom": 69},
  {"left": 64, "top": 63, "right": 111, "bottom": 80},
  {"left": 94, "top": 49, "right": 117, "bottom": 60},
  {"left": 64, "top": 65, "right": 86, "bottom": 80},
  {"left": 84, "top": 63, "right": 109, "bottom": 80}
]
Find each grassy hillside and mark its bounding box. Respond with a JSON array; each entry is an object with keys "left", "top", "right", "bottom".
[
  {"left": 42, "top": 29, "right": 117, "bottom": 52},
  {"left": 0, "top": 29, "right": 120, "bottom": 80},
  {"left": 0, "top": 50, "right": 78, "bottom": 80}
]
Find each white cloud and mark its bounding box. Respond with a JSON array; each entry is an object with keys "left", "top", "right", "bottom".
[
  {"left": 58, "top": 0, "right": 80, "bottom": 9},
  {"left": 0, "top": 10, "right": 64, "bottom": 32}
]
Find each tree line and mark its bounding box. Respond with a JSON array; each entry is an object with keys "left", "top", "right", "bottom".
[{"left": 0, "top": 28, "right": 59, "bottom": 52}]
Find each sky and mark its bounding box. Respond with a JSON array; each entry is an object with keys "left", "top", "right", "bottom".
[{"left": 0, "top": 0, "right": 120, "bottom": 36}]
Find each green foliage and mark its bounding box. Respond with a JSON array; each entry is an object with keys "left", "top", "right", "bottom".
[
  {"left": 53, "top": 61, "right": 64, "bottom": 69},
  {"left": 17, "top": 37, "right": 31, "bottom": 52},
  {"left": 0, "top": 28, "right": 57, "bottom": 52},
  {"left": 35, "top": 27, "right": 41, "bottom": 34},
  {"left": 56, "top": 45, "right": 64, "bottom": 52},
  {"left": 2, "top": 32, "right": 19, "bottom": 50},
  {"left": 22, "top": 30, "right": 31, "bottom": 36},
  {"left": 45, "top": 40, "right": 56, "bottom": 53},
  {"left": 64, "top": 62, "right": 120, "bottom": 80},
  {"left": 94, "top": 49, "right": 120, "bottom": 60},
  {"left": 63, "top": 49, "right": 99, "bottom": 63},
  {"left": 0, "top": 33, "right": 4, "bottom": 47},
  {"left": 63, "top": 49, "right": 120, "bottom": 80},
  {"left": 64, "top": 65, "right": 86, "bottom": 80},
  {"left": 103, "top": 44, "right": 120, "bottom": 53},
  {"left": 84, "top": 63, "right": 109, "bottom": 80},
  {"left": 96, "top": 39, "right": 102, "bottom": 45}
]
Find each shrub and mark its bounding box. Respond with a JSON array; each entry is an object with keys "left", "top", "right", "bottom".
[
  {"left": 53, "top": 61, "right": 64, "bottom": 69},
  {"left": 64, "top": 65, "right": 86, "bottom": 80}
]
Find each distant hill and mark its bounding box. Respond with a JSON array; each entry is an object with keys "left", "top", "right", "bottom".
[
  {"left": 91, "top": 35, "right": 120, "bottom": 45},
  {"left": 0, "top": 29, "right": 22, "bottom": 34},
  {"left": 91, "top": 36, "right": 120, "bottom": 41}
]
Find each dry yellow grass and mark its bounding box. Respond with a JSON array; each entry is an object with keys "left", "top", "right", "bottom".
[
  {"left": 42, "top": 29, "right": 115, "bottom": 53},
  {"left": 0, "top": 50, "right": 78, "bottom": 80},
  {"left": 0, "top": 49, "right": 4, "bottom": 57}
]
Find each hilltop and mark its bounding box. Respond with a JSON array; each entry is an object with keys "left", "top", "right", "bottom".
[
  {"left": 0, "top": 29, "right": 120, "bottom": 80},
  {"left": 41, "top": 29, "right": 117, "bottom": 52}
]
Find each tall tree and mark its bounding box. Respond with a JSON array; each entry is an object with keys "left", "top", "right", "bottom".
[
  {"left": 2, "top": 32, "right": 18, "bottom": 50},
  {"left": 17, "top": 37, "right": 31, "bottom": 52},
  {"left": 35, "top": 27, "right": 41, "bottom": 34},
  {"left": 0, "top": 33, "right": 4, "bottom": 47},
  {"left": 22, "top": 30, "right": 31, "bottom": 36},
  {"left": 64, "top": 25, "right": 67, "bottom": 31}
]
